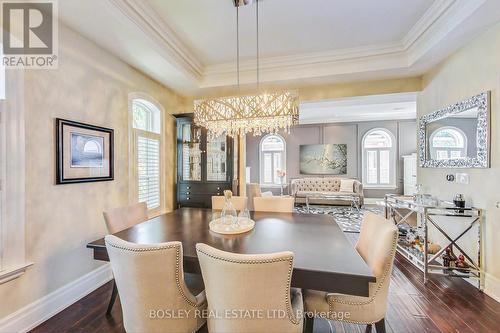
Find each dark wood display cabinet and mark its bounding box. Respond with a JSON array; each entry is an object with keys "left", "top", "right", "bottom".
[{"left": 176, "top": 115, "right": 235, "bottom": 208}]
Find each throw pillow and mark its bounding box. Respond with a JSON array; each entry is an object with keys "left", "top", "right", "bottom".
[{"left": 339, "top": 179, "right": 355, "bottom": 193}]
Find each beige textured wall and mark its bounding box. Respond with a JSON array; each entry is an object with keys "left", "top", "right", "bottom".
[
  {"left": 0, "top": 24, "right": 186, "bottom": 318},
  {"left": 297, "top": 77, "right": 422, "bottom": 102},
  {"left": 418, "top": 22, "right": 500, "bottom": 298},
  {"left": 181, "top": 77, "right": 422, "bottom": 114}
]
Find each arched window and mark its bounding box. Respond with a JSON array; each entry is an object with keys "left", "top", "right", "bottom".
[
  {"left": 362, "top": 128, "right": 396, "bottom": 187},
  {"left": 429, "top": 127, "right": 467, "bottom": 160},
  {"left": 259, "top": 134, "right": 286, "bottom": 185},
  {"left": 130, "top": 95, "right": 164, "bottom": 214}
]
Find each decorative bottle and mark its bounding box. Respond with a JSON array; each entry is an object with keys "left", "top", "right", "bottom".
[
  {"left": 221, "top": 190, "right": 237, "bottom": 226},
  {"left": 442, "top": 247, "right": 452, "bottom": 273}
]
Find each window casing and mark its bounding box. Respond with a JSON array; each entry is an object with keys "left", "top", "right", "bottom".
[
  {"left": 130, "top": 96, "right": 164, "bottom": 216},
  {"left": 362, "top": 129, "right": 396, "bottom": 188},
  {"left": 259, "top": 134, "right": 286, "bottom": 186},
  {"left": 429, "top": 127, "right": 467, "bottom": 160},
  {"left": 0, "top": 57, "right": 32, "bottom": 284}
]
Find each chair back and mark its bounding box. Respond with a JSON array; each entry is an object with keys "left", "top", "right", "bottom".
[
  {"left": 103, "top": 202, "right": 148, "bottom": 234},
  {"left": 105, "top": 235, "right": 205, "bottom": 333},
  {"left": 253, "top": 197, "right": 294, "bottom": 213},
  {"left": 212, "top": 196, "right": 248, "bottom": 211},
  {"left": 196, "top": 243, "right": 302, "bottom": 332},
  {"left": 355, "top": 212, "right": 397, "bottom": 313},
  {"left": 246, "top": 183, "right": 262, "bottom": 211}
]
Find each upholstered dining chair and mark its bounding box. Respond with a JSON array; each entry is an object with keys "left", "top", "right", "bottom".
[
  {"left": 246, "top": 183, "right": 262, "bottom": 211},
  {"left": 196, "top": 243, "right": 303, "bottom": 333},
  {"left": 303, "top": 212, "right": 397, "bottom": 333},
  {"left": 253, "top": 196, "right": 295, "bottom": 213},
  {"left": 103, "top": 202, "right": 148, "bottom": 234},
  {"left": 211, "top": 196, "right": 248, "bottom": 211},
  {"left": 102, "top": 202, "right": 148, "bottom": 314},
  {"left": 105, "top": 235, "right": 207, "bottom": 333}
]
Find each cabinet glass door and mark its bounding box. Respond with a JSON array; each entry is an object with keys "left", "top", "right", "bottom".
[
  {"left": 206, "top": 134, "right": 227, "bottom": 181},
  {"left": 181, "top": 123, "right": 202, "bottom": 181}
]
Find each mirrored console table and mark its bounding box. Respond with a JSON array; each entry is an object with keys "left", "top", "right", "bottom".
[{"left": 384, "top": 194, "right": 483, "bottom": 290}]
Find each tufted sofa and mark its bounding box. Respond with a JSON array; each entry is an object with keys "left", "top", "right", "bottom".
[{"left": 290, "top": 177, "right": 364, "bottom": 206}]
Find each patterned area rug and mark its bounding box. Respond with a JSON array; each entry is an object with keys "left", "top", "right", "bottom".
[{"left": 294, "top": 204, "right": 383, "bottom": 233}]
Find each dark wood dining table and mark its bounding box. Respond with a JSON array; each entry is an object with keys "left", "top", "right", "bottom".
[{"left": 87, "top": 208, "right": 375, "bottom": 296}]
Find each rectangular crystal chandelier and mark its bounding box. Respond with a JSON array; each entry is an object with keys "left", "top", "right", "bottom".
[
  {"left": 194, "top": 91, "right": 299, "bottom": 137},
  {"left": 193, "top": 0, "right": 299, "bottom": 138}
]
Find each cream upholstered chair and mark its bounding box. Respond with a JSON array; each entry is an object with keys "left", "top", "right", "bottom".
[
  {"left": 303, "top": 212, "right": 397, "bottom": 333},
  {"left": 246, "top": 183, "right": 262, "bottom": 211},
  {"left": 103, "top": 202, "right": 148, "bottom": 234},
  {"left": 212, "top": 196, "right": 248, "bottom": 211},
  {"left": 102, "top": 202, "right": 148, "bottom": 314},
  {"left": 105, "top": 235, "right": 207, "bottom": 333},
  {"left": 196, "top": 243, "right": 303, "bottom": 333},
  {"left": 253, "top": 196, "right": 295, "bottom": 213}
]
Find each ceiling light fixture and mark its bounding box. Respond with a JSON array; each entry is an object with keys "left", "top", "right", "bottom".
[{"left": 193, "top": 0, "right": 299, "bottom": 138}]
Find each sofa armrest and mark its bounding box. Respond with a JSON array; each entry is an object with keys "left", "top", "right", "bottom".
[
  {"left": 354, "top": 181, "right": 363, "bottom": 196},
  {"left": 353, "top": 181, "right": 364, "bottom": 206},
  {"left": 290, "top": 179, "right": 299, "bottom": 197}
]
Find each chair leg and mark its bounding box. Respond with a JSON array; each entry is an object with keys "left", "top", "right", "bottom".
[
  {"left": 365, "top": 324, "right": 373, "bottom": 333},
  {"left": 106, "top": 280, "right": 118, "bottom": 315},
  {"left": 374, "top": 318, "right": 386, "bottom": 333},
  {"left": 304, "top": 315, "right": 314, "bottom": 333}
]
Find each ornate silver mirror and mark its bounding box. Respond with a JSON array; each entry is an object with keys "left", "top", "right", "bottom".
[{"left": 419, "top": 92, "right": 490, "bottom": 168}]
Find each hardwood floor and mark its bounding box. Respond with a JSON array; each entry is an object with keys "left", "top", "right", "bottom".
[{"left": 31, "top": 233, "right": 500, "bottom": 333}]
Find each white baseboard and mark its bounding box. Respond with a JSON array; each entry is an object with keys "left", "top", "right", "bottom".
[
  {"left": 485, "top": 272, "right": 500, "bottom": 303},
  {"left": 0, "top": 264, "right": 113, "bottom": 333}
]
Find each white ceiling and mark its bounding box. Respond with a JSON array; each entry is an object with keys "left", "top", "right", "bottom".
[
  {"left": 57, "top": 0, "right": 500, "bottom": 95},
  {"left": 147, "top": 0, "right": 434, "bottom": 64},
  {"left": 299, "top": 93, "right": 417, "bottom": 124}
]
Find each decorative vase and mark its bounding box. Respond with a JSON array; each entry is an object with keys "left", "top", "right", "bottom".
[
  {"left": 453, "top": 193, "right": 465, "bottom": 214},
  {"left": 221, "top": 190, "right": 237, "bottom": 226},
  {"left": 276, "top": 169, "right": 287, "bottom": 196}
]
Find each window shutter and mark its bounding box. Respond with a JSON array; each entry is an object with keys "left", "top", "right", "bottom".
[{"left": 137, "top": 135, "right": 160, "bottom": 209}]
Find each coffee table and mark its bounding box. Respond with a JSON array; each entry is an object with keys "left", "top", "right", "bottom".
[{"left": 305, "top": 193, "right": 361, "bottom": 213}]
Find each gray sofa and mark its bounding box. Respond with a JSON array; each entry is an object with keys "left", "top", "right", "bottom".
[{"left": 291, "top": 177, "right": 364, "bottom": 207}]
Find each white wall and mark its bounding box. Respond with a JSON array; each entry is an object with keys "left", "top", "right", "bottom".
[
  {"left": 0, "top": 22, "right": 187, "bottom": 321},
  {"left": 418, "top": 21, "right": 500, "bottom": 300}
]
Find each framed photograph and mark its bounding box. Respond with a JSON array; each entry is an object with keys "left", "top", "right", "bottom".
[
  {"left": 299, "top": 144, "right": 347, "bottom": 175},
  {"left": 56, "top": 118, "right": 114, "bottom": 184}
]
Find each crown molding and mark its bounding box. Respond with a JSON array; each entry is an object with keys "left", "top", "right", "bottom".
[
  {"left": 201, "top": 42, "right": 407, "bottom": 87},
  {"left": 106, "top": 0, "right": 204, "bottom": 81},
  {"left": 406, "top": 0, "right": 487, "bottom": 64},
  {"left": 204, "top": 42, "right": 405, "bottom": 76},
  {"left": 403, "top": 0, "right": 455, "bottom": 48}
]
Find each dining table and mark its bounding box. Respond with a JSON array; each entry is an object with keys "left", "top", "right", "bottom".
[{"left": 87, "top": 207, "right": 375, "bottom": 297}]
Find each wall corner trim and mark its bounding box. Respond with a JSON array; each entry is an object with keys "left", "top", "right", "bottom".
[
  {"left": 485, "top": 272, "right": 500, "bottom": 304},
  {"left": 0, "top": 264, "right": 113, "bottom": 333}
]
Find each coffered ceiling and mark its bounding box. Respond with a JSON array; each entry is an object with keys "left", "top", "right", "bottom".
[{"left": 58, "top": 0, "right": 500, "bottom": 96}]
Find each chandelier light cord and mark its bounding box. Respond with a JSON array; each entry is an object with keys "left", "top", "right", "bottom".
[
  {"left": 256, "top": 0, "right": 260, "bottom": 89},
  {"left": 236, "top": 5, "right": 240, "bottom": 89}
]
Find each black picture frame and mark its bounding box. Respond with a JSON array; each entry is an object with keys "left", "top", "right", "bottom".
[{"left": 56, "top": 118, "right": 114, "bottom": 184}]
